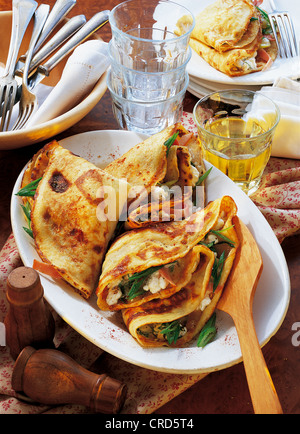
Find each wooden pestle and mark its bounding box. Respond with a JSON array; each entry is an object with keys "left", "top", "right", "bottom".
[
  {"left": 12, "top": 346, "right": 127, "bottom": 414},
  {"left": 4, "top": 266, "right": 55, "bottom": 359}
]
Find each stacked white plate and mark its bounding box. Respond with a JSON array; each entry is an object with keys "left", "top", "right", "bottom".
[{"left": 174, "top": 0, "right": 300, "bottom": 99}]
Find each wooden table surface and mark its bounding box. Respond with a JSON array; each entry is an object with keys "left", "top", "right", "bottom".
[{"left": 0, "top": 0, "right": 299, "bottom": 415}]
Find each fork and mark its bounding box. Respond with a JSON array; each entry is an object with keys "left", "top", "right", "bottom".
[
  {"left": 268, "top": 0, "right": 299, "bottom": 58},
  {"left": 0, "top": 0, "right": 37, "bottom": 132},
  {"left": 12, "top": 4, "right": 49, "bottom": 130}
]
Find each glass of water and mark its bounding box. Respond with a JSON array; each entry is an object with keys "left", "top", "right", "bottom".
[
  {"left": 109, "top": 42, "right": 191, "bottom": 102},
  {"left": 107, "top": 0, "right": 194, "bottom": 135},
  {"left": 109, "top": 0, "right": 195, "bottom": 72},
  {"left": 107, "top": 69, "right": 189, "bottom": 135}
]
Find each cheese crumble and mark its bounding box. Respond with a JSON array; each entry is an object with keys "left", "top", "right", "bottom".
[{"left": 143, "top": 271, "right": 168, "bottom": 294}]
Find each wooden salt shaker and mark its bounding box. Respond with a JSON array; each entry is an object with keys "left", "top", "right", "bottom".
[
  {"left": 12, "top": 346, "right": 127, "bottom": 413},
  {"left": 4, "top": 266, "right": 55, "bottom": 359}
]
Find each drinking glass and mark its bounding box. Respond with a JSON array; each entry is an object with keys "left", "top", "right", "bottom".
[
  {"left": 193, "top": 90, "right": 280, "bottom": 195},
  {"left": 109, "top": 0, "right": 195, "bottom": 71},
  {"left": 109, "top": 42, "right": 191, "bottom": 101},
  {"left": 108, "top": 69, "right": 189, "bottom": 135}
]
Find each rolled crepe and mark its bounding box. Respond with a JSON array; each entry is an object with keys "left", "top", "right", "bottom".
[
  {"left": 121, "top": 202, "right": 238, "bottom": 347},
  {"left": 23, "top": 143, "right": 129, "bottom": 299},
  {"left": 96, "top": 196, "right": 237, "bottom": 311},
  {"left": 176, "top": 0, "right": 277, "bottom": 77},
  {"left": 105, "top": 123, "right": 207, "bottom": 229},
  {"left": 121, "top": 245, "right": 215, "bottom": 347},
  {"left": 189, "top": 36, "right": 260, "bottom": 77},
  {"left": 178, "top": 0, "right": 258, "bottom": 52},
  {"left": 126, "top": 143, "right": 201, "bottom": 229},
  {"left": 189, "top": 35, "right": 277, "bottom": 77}
]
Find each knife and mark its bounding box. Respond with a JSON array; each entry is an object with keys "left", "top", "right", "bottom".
[
  {"left": 27, "top": 10, "right": 110, "bottom": 90},
  {"left": 15, "top": 14, "right": 87, "bottom": 77},
  {"left": 12, "top": 10, "right": 109, "bottom": 105},
  {"left": 14, "top": 0, "right": 79, "bottom": 75},
  {"left": 31, "top": 0, "right": 76, "bottom": 55}
]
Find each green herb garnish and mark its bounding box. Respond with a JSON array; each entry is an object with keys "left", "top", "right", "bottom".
[
  {"left": 22, "top": 226, "right": 34, "bottom": 238},
  {"left": 256, "top": 6, "right": 273, "bottom": 34},
  {"left": 199, "top": 226, "right": 234, "bottom": 291},
  {"left": 16, "top": 178, "right": 42, "bottom": 238},
  {"left": 195, "top": 166, "right": 213, "bottom": 186},
  {"left": 126, "top": 264, "right": 166, "bottom": 300},
  {"left": 21, "top": 201, "right": 31, "bottom": 225},
  {"left": 197, "top": 313, "right": 217, "bottom": 348},
  {"left": 127, "top": 264, "right": 166, "bottom": 282},
  {"left": 15, "top": 177, "right": 42, "bottom": 197},
  {"left": 164, "top": 132, "right": 179, "bottom": 157},
  {"left": 159, "top": 320, "right": 183, "bottom": 345},
  {"left": 124, "top": 262, "right": 177, "bottom": 300},
  {"left": 198, "top": 240, "right": 216, "bottom": 251},
  {"left": 210, "top": 226, "right": 235, "bottom": 248},
  {"left": 256, "top": 6, "right": 269, "bottom": 22},
  {"left": 20, "top": 199, "right": 34, "bottom": 238},
  {"left": 211, "top": 250, "right": 226, "bottom": 291},
  {"left": 126, "top": 278, "right": 148, "bottom": 300}
]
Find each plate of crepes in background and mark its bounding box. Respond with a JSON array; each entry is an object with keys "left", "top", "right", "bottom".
[
  {"left": 11, "top": 127, "right": 290, "bottom": 374},
  {"left": 174, "top": 0, "right": 300, "bottom": 85}
]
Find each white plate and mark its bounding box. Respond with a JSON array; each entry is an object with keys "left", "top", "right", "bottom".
[
  {"left": 175, "top": 0, "right": 300, "bottom": 85},
  {"left": 11, "top": 130, "right": 290, "bottom": 374},
  {"left": 188, "top": 76, "right": 263, "bottom": 99}
]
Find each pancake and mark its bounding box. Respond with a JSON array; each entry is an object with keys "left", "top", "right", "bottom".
[
  {"left": 20, "top": 140, "right": 60, "bottom": 208},
  {"left": 190, "top": 33, "right": 277, "bottom": 76},
  {"left": 122, "top": 205, "right": 239, "bottom": 347},
  {"left": 105, "top": 123, "right": 208, "bottom": 229},
  {"left": 176, "top": 0, "right": 277, "bottom": 77},
  {"left": 126, "top": 142, "right": 204, "bottom": 229},
  {"left": 189, "top": 35, "right": 261, "bottom": 77},
  {"left": 27, "top": 144, "right": 129, "bottom": 299},
  {"left": 177, "top": 0, "right": 257, "bottom": 52},
  {"left": 104, "top": 125, "right": 174, "bottom": 191},
  {"left": 96, "top": 196, "right": 237, "bottom": 311},
  {"left": 105, "top": 123, "right": 205, "bottom": 190},
  {"left": 121, "top": 245, "right": 215, "bottom": 347}
]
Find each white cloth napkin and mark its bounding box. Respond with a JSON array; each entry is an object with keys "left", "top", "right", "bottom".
[
  {"left": 27, "top": 40, "right": 110, "bottom": 127},
  {"left": 259, "top": 77, "right": 300, "bottom": 159}
]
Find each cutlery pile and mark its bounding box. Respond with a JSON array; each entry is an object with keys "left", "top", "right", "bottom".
[{"left": 0, "top": 0, "right": 109, "bottom": 131}]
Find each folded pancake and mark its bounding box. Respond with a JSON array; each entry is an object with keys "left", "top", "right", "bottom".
[
  {"left": 176, "top": 0, "right": 277, "bottom": 77},
  {"left": 29, "top": 144, "right": 129, "bottom": 299},
  {"left": 20, "top": 140, "right": 60, "bottom": 208},
  {"left": 176, "top": 0, "right": 257, "bottom": 52},
  {"left": 122, "top": 245, "right": 215, "bottom": 347},
  {"left": 126, "top": 142, "right": 203, "bottom": 228},
  {"left": 105, "top": 123, "right": 207, "bottom": 229},
  {"left": 189, "top": 31, "right": 277, "bottom": 77},
  {"left": 126, "top": 185, "right": 193, "bottom": 229},
  {"left": 121, "top": 201, "right": 238, "bottom": 347},
  {"left": 96, "top": 196, "right": 237, "bottom": 311},
  {"left": 189, "top": 36, "right": 264, "bottom": 77}
]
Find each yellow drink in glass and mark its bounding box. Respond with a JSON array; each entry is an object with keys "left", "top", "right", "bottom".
[{"left": 193, "top": 90, "right": 280, "bottom": 195}]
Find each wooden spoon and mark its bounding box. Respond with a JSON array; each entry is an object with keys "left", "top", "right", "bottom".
[{"left": 217, "top": 216, "right": 283, "bottom": 414}]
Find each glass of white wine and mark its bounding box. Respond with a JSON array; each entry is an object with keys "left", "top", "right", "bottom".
[{"left": 193, "top": 90, "right": 280, "bottom": 195}]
